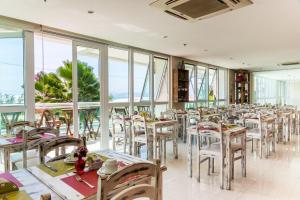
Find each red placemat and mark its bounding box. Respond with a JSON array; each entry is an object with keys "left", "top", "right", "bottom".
[
  {"left": 6, "top": 133, "right": 55, "bottom": 144},
  {"left": 61, "top": 161, "right": 128, "bottom": 197},
  {"left": 0, "top": 172, "right": 23, "bottom": 187}
]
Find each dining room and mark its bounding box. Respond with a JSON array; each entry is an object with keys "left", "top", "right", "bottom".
[{"left": 1, "top": 0, "right": 300, "bottom": 200}]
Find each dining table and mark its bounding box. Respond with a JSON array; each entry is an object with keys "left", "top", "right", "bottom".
[
  {"left": 146, "top": 119, "right": 179, "bottom": 161},
  {"left": 187, "top": 124, "right": 247, "bottom": 190},
  {"left": 0, "top": 131, "right": 58, "bottom": 172},
  {"left": 25, "top": 150, "right": 165, "bottom": 200},
  {"left": 0, "top": 168, "right": 61, "bottom": 199}
]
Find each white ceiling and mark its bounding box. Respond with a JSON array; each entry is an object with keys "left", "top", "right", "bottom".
[{"left": 0, "top": 0, "right": 300, "bottom": 70}]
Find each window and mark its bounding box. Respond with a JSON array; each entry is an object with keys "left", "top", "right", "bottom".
[
  {"left": 218, "top": 68, "right": 227, "bottom": 105},
  {"left": 134, "top": 52, "right": 150, "bottom": 102},
  {"left": 197, "top": 65, "right": 207, "bottom": 106},
  {"left": 208, "top": 68, "right": 217, "bottom": 107},
  {"left": 154, "top": 57, "right": 168, "bottom": 102},
  {"left": 0, "top": 27, "right": 24, "bottom": 105},
  {"left": 108, "top": 48, "right": 129, "bottom": 102},
  {"left": 34, "top": 33, "right": 73, "bottom": 134}
]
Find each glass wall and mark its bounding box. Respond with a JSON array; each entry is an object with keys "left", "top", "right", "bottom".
[
  {"left": 197, "top": 65, "right": 207, "bottom": 107},
  {"left": 253, "top": 75, "right": 280, "bottom": 104},
  {"left": 34, "top": 33, "right": 73, "bottom": 135},
  {"left": 0, "top": 25, "right": 24, "bottom": 133},
  {"left": 134, "top": 52, "right": 150, "bottom": 102},
  {"left": 208, "top": 68, "right": 217, "bottom": 107},
  {"left": 108, "top": 48, "right": 129, "bottom": 103},
  {"left": 218, "top": 68, "right": 228, "bottom": 106}
]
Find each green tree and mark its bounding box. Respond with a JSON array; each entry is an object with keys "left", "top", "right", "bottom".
[{"left": 35, "top": 60, "right": 100, "bottom": 103}]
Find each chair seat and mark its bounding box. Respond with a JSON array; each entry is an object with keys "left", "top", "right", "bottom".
[
  {"left": 247, "top": 128, "right": 262, "bottom": 138},
  {"left": 231, "top": 143, "right": 243, "bottom": 152},
  {"left": 200, "top": 143, "right": 220, "bottom": 156}
]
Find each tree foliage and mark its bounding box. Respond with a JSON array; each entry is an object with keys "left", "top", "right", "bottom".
[{"left": 35, "top": 60, "right": 100, "bottom": 103}]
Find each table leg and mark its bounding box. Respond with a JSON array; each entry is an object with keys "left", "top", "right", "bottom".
[
  {"left": 183, "top": 116, "right": 187, "bottom": 143},
  {"left": 129, "top": 123, "right": 132, "bottom": 155},
  {"left": 187, "top": 132, "right": 192, "bottom": 177},
  {"left": 242, "top": 132, "right": 247, "bottom": 177},
  {"left": 4, "top": 148, "right": 10, "bottom": 172},
  {"left": 226, "top": 136, "right": 231, "bottom": 190},
  {"left": 153, "top": 126, "right": 157, "bottom": 160}
]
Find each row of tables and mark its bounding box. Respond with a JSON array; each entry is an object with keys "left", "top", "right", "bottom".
[{"left": 2, "top": 150, "right": 156, "bottom": 200}]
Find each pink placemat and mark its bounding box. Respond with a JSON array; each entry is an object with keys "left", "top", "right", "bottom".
[
  {"left": 0, "top": 172, "right": 23, "bottom": 187},
  {"left": 61, "top": 161, "right": 128, "bottom": 197},
  {"left": 6, "top": 133, "right": 55, "bottom": 144}
]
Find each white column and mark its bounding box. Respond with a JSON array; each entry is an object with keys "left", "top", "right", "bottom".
[
  {"left": 72, "top": 42, "right": 79, "bottom": 138},
  {"left": 150, "top": 54, "right": 155, "bottom": 117},
  {"left": 129, "top": 49, "right": 134, "bottom": 115},
  {"left": 100, "top": 45, "right": 109, "bottom": 149},
  {"left": 24, "top": 31, "right": 35, "bottom": 122}
]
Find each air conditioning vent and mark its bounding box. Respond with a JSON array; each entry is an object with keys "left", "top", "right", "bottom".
[
  {"left": 164, "top": 10, "right": 188, "bottom": 20},
  {"left": 280, "top": 62, "right": 300, "bottom": 66},
  {"left": 150, "top": 0, "right": 253, "bottom": 21},
  {"left": 165, "top": 0, "right": 179, "bottom": 5}
]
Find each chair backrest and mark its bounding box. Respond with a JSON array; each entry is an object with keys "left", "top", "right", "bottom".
[
  {"left": 38, "top": 136, "right": 84, "bottom": 164},
  {"left": 244, "top": 113, "right": 262, "bottom": 132},
  {"left": 22, "top": 127, "right": 59, "bottom": 168},
  {"left": 198, "top": 121, "right": 225, "bottom": 155},
  {"left": 97, "top": 160, "right": 161, "bottom": 200},
  {"left": 187, "top": 110, "right": 201, "bottom": 127},
  {"left": 160, "top": 110, "right": 176, "bottom": 120},
  {"left": 11, "top": 121, "right": 35, "bottom": 135},
  {"left": 111, "top": 114, "right": 127, "bottom": 135}
]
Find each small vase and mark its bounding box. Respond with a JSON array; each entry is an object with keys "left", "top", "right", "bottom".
[{"left": 75, "top": 156, "right": 86, "bottom": 175}]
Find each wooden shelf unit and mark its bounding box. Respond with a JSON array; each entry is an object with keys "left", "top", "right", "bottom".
[
  {"left": 229, "top": 69, "right": 250, "bottom": 104},
  {"left": 173, "top": 68, "right": 189, "bottom": 102}
]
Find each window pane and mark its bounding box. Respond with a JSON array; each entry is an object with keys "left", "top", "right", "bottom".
[
  {"left": 154, "top": 57, "right": 168, "bottom": 102},
  {"left": 218, "top": 69, "right": 227, "bottom": 101},
  {"left": 34, "top": 34, "right": 73, "bottom": 135},
  {"left": 0, "top": 27, "right": 24, "bottom": 105},
  {"left": 76, "top": 46, "right": 101, "bottom": 143},
  {"left": 197, "top": 65, "right": 206, "bottom": 101},
  {"left": 208, "top": 68, "right": 217, "bottom": 107},
  {"left": 185, "top": 64, "right": 195, "bottom": 101},
  {"left": 134, "top": 53, "right": 150, "bottom": 102},
  {"left": 109, "top": 48, "right": 128, "bottom": 102},
  {"left": 0, "top": 112, "right": 25, "bottom": 134}
]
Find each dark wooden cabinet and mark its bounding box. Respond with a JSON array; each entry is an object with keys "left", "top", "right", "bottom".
[
  {"left": 229, "top": 69, "right": 250, "bottom": 104},
  {"left": 173, "top": 68, "right": 189, "bottom": 102}
]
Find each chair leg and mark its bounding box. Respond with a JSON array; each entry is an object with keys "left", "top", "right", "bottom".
[
  {"left": 164, "top": 139, "right": 167, "bottom": 163},
  {"left": 220, "top": 156, "right": 224, "bottom": 189},
  {"left": 196, "top": 135, "right": 201, "bottom": 182},
  {"left": 251, "top": 137, "right": 254, "bottom": 153},
  {"left": 211, "top": 158, "right": 215, "bottom": 173},
  {"left": 260, "top": 138, "right": 263, "bottom": 158},
  {"left": 112, "top": 136, "right": 116, "bottom": 151},
  {"left": 208, "top": 157, "right": 211, "bottom": 176}
]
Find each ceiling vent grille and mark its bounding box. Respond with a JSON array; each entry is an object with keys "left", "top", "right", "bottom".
[{"left": 150, "top": 0, "right": 253, "bottom": 21}]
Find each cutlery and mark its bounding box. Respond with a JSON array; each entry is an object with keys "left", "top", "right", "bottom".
[
  {"left": 75, "top": 175, "right": 95, "bottom": 188},
  {"left": 44, "top": 164, "right": 58, "bottom": 172}
]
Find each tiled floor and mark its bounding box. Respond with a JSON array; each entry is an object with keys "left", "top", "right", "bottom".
[{"left": 162, "top": 135, "right": 300, "bottom": 200}]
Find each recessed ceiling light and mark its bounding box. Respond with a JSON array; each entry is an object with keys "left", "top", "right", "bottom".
[
  {"left": 88, "top": 10, "right": 94, "bottom": 14},
  {"left": 203, "top": 49, "right": 208, "bottom": 52},
  {"left": 183, "top": 43, "right": 187, "bottom": 46},
  {"left": 229, "top": 57, "right": 233, "bottom": 60},
  {"left": 162, "top": 35, "right": 168, "bottom": 39}
]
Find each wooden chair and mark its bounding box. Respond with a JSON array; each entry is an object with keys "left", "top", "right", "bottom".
[
  {"left": 39, "top": 136, "right": 84, "bottom": 164},
  {"left": 97, "top": 159, "right": 162, "bottom": 200},
  {"left": 111, "top": 114, "right": 130, "bottom": 153},
  {"left": 37, "top": 109, "right": 61, "bottom": 130},
  {"left": 196, "top": 121, "right": 225, "bottom": 189},
  {"left": 10, "top": 121, "right": 35, "bottom": 135},
  {"left": 13, "top": 127, "right": 59, "bottom": 169},
  {"left": 131, "top": 115, "right": 153, "bottom": 160}
]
